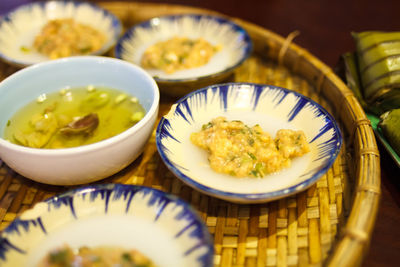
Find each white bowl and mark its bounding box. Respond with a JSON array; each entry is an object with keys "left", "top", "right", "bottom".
[
  {"left": 0, "top": 1, "right": 122, "bottom": 67},
  {"left": 0, "top": 56, "right": 159, "bottom": 185},
  {"left": 115, "top": 14, "right": 252, "bottom": 96},
  {"left": 0, "top": 184, "right": 214, "bottom": 267},
  {"left": 156, "top": 83, "right": 342, "bottom": 203}
]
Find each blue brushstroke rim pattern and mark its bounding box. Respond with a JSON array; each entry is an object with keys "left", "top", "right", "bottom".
[
  {"left": 0, "top": 0, "right": 122, "bottom": 66},
  {"left": 0, "top": 184, "right": 214, "bottom": 267},
  {"left": 115, "top": 13, "right": 252, "bottom": 83},
  {"left": 156, "top": 82, "right": 343, "bottom": 202}
]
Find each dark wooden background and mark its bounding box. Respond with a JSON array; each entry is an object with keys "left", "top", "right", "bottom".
[{"left": 1, "top": 1, "right": 399, "bottom": 266}]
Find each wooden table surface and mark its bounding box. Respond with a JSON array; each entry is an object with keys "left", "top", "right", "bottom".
[{"left": 1, "top": 1, "right": 399, "bottom": 266}]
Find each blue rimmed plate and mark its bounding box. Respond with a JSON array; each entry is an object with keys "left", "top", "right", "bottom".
[
  {"left": 115, "top": 14, "right": 252, "bottom": 96},
  {"left": 0, "top": 184, "right": 213, "bottom": 267},
  {"left": 156, "top": 83, "right": 342, "bottom": 203},
  {"left": 0, "top": 1, "right": 122, "bottom": 67}
]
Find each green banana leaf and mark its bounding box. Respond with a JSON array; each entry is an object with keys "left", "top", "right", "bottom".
[
  {"left": 379, "top": 109, "right": 400, "bottom": 156},
  {"left": 351, "top": 31, "right": 400, "bottom": 113},
  {"left": 337, "top": 31, "right": 400, "bottom": 167},
  {"left": 368, "top": 113, "right": 400, "bottom": 168},
  {"left": 362, "top": 56, "right": 400, "bottom": 91},
  {"left": 358, "top": 41, "right": 400, "bottom": 70},
  {"left": 353, "top": 31, "right": 400, "bottom": 53},
  {"left": 337, "top": 52, "right": 381, "bottom": 114}
]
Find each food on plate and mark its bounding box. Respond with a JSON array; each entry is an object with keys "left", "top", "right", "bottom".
[
  {"left": 38, "top": 244, "right": 157, "bottom": 267},
  {"left": 33, "top": 18, "right": 106, "bottom": 59},
  {"left": 379, "top": 108, "right": 400, "bottom": 155},
  {"left": 141, "top": 36, "right": 221, "bottom": 73},
  {"left": 190, "top": 117, "right": 309, "bottom": 177},
  {"left": 4, "top": 86, "right": 145, "bottom": 149}
]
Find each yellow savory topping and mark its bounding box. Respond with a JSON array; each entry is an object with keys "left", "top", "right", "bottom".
[
  {"left": 141, "top": 36, "right": 221, "bottom": 74},
  {"left": 190, "top": 117, "right": 310, "bottom": 177},
  {"left": 33, "top": 18, "right": 106, "bottom": 59},
  {"left": 38, "top": 245, "right": 157, "bottom": 267}
]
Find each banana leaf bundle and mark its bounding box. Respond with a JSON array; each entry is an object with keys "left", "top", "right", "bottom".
[
  {"left": 379, "top": 108, "right": 400, "bottom": 156},
  {"left": 349, "top": 31, "right": 400, "bottom": 115},
  {"left": 336, "top": 31, "right": 400, "bottom": 162}
]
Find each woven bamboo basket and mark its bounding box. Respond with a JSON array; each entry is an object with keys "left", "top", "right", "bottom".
[{"left": 0, "top": 2, "right": 380, "bottom": 266}]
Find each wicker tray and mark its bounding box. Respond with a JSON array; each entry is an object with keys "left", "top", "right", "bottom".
[{"left": 0, "top": 2, "right": 380, "bottom": 266}]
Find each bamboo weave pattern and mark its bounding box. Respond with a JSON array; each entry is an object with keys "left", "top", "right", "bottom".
[{"left": 0, "top": 2, "right": 379, "bottom": 266}]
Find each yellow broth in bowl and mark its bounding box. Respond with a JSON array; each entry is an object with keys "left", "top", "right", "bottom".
[{"left": 4, "top": 86, "right": 145, "bottom": 149}]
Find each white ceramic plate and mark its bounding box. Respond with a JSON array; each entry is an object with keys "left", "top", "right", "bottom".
[
  {"left": 115, "top": 14, "right": 252, "bottom": 84},
  {"left": 156, "top": 83, "right": 342, "bottom": 203},
  {"left": 0, "top": 1, "right": 122, "bottom": 67},
  {"left": 0, "top": 184, "right": 213, "bottom": 267}
]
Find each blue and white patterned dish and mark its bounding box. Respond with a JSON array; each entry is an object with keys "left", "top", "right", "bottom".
[
  {"left": 0, "top": 1, "right": 122, "bottom": 67},
  {"left": 156, "top": 83, "right": 342, "bottom": 203},
  {"left": 0, "top": 184, "right": 213, "bottom": 267},
  {"left": 115, "top": 14, "right": 252, "bottom": 96}
]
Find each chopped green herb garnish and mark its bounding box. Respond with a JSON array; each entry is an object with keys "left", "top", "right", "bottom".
[
  {"left": 20, "top": 46, "right": 30, "bottom": 53},
  {"left": 49, "top": 249, "right": 69, "bottom": 265},
  {"left": 80, "top": 47, "right": 92, "bottom": 53},
  {"left": 202, "top": 122, "right": 213, "bottom": 130},
  {"left": 121, "top": 252, "right": 133, "bottom": 262},
  {"left": 247, "top": 152, "right": 257, "bottom": 160},
  {"left": 254, "top": 163, "right": 265, "bottom": 176},
  {"left": 255, "top": 162, "right": 263, "bottom": 170},
  {"left": 183, "top": 40, "right": 195, "bottom": 46},
  {"left": 250, "top": 170, "right": 259, "bottom": 177},
  {"left": 89, "top": 255, "right": 102, "bottom": 262},
  {"left": 241, "top": 155, "right": 252, "bottom": 163}
]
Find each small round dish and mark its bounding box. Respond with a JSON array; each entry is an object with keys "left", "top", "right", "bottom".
[
  {"left": 115, "top": 14, "right": 252, "bottom": 96},
  {"left": 0, "top": 1, "right": 122, "bottom": 67},
  {"left": 0, "top": 56, "right": 159, "bottom": 185},
  {"left": 0, "top": 184, "right": 213, "bottom": 267},
  {"left": 156, "top": 83, "right": 342, "bottom": 203}
]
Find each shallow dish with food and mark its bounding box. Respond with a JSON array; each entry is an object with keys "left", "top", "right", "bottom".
[
  {"left": 0, "top": 56, "right": 159, "bottom": 185},
  {"left": 156, "top": 83, "right": 342, "bottom": 203},
  {"left": 115, "top": 14, "right": 252, "bottom": 96},
  {"left": 0, "top": 1, "right": 122, "bottom": 67},
  {"left": 0, "top": 184, "right": 213, "bottom": 267}
]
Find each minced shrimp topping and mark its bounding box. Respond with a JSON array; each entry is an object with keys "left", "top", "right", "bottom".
[
  {"left": 140, "top": 36, "right": 221, "bottom": 74},
  {"left": 32, "top": 18, "right": 106, "bottom": 59},
  {"left": 38, "top": 245, "right": 157, "bottom": 267},
  {"left": 190, "top": 117, "right": 310, "bottom": 178}
]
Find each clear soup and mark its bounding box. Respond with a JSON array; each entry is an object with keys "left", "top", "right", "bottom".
[{"left": 4, "top": 86, "right": 145, "bottom": 149}]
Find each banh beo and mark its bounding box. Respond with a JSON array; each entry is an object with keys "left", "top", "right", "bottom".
[
  {"left": 30, "top": 18, "right": 106, "bottom": 59},
  {"left": 191, "top": 117, "right": 310, "bottom": 178},
  {"left": 3, "top": 86, "right": 146, "bottom": 149},
  {"left": 141, "top": 36, "right": 222, "bottom": 74},
  {"left": 38, "top": 245, "right": 157, "bottom": 267}
]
